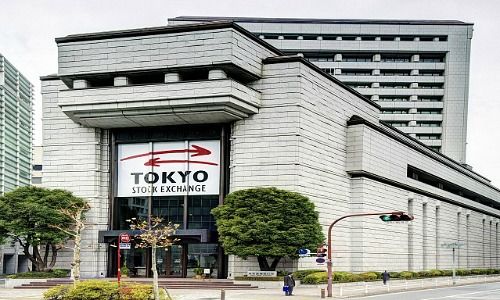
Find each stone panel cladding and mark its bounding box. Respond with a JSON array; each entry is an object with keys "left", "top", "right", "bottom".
[
  {"left": 41, "top": 79, "right": 109, "bottom": 278},
  {"left": 56, "top": 24, "right": 278, "bottom": 79},
  {"left": 346, "top": 120, "right": 500, "bottom": 271},
  {"left": 228, "top": 58, "right": 379, "bottom": 276}
]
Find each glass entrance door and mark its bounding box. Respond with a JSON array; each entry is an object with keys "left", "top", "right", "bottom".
[{"left": 157, "top": 245, "right": 184, "bottom": 277}]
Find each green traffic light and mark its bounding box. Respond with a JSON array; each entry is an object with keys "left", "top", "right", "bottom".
[{"left": 380, "top": 215, "right": 392, "bottom": 221}]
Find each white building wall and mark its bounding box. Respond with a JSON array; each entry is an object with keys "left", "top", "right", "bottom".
[{"left": 41, "top": 79, "right": 109, "bottom": 278}]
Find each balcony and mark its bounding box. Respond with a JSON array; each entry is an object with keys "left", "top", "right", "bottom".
[{"left": 58, "top": 79, "right": 261, "bottom": 128}]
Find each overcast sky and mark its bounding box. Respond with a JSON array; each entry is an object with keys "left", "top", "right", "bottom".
[{"left": 1, "top": 0, "right": 500, "bottom": 184}]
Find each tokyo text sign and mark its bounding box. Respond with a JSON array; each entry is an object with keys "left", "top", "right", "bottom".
[{"left": 117, "top": 140, "right": 220, "bottom": 196}]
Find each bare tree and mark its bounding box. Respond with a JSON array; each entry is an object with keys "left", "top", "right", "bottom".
[
  {"left": 128, "top": 217, "right": 178, "bottom": 300},
  {"left": 50, "top": 202, "right": 90, "bottom": 284}
]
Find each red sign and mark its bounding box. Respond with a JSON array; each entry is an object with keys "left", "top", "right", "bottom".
[{"left": 119, "top": 233, "right": 130, "bottom": 243}]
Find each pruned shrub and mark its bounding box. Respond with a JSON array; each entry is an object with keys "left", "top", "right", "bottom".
[
  {"left": 302, "top": 272, "right": 327, "bottom": 284},
  {"left": 429, "top": 269, "right": 444, "bottom": 277},
  {"left": 293, "top": 269, "right": 325, "bottom": 280},
  {"left": 359, "top": 272, "right": 379, "bottom": 281},
  {"left": 389, "top": 271, "right": 400, "bottom": 278},
  {"left": 399, "top": 271, "right": 416, "bottom": 279},
  {"left": 441, "top": 270, "right": 453, "bottom": 276},
  {"left": 43, "top": 285, "right": 72, "bottom": 300},
  {"left": 8, "top": 269, "right": 70, "bottom": 279}
]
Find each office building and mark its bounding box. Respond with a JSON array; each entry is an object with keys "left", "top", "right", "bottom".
[
  {"left": 41, "top": 21, "right": 499, "bottom": 279},
  {"left": 169, "top": 17, "right": 473, "bottom": 163}
]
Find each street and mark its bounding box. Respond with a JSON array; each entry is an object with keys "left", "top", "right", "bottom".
[{"left": 350, "top": 282, "right": 500, "bottom": 300}]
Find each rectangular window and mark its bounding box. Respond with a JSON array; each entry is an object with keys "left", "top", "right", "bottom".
[{"left": 33, "top": 164, "right": 42, "bottom": 171}]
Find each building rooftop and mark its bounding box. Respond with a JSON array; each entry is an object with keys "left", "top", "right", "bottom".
[{"left": 170, "top": 16, "right": 473, "bottom": 26}]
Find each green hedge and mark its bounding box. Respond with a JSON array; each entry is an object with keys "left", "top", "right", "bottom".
[
  {"left": 43, "top": 280, "right": 170, "bottom": 300},
  {"left": 297, "top": 268, "right": 500, "bottom": 285},
  {"left": 8, "top": 269, "right": 70, "bottom": 279},
  {"left": 293, "top": 269, "right": 325, "bottom": 280}
]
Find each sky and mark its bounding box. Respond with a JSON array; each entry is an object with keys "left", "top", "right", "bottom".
[{"left": 1, "top": 0, "right": 500, "bottom": 184}]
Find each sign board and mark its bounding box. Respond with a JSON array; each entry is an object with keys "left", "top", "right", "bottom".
[
  {"left": 441, "top": 242, "right": 464, "bottom": 249},
  {"left": 316, "top": 257, "right": 326, "bottom": 265},
  {"left": 298, "top": 248, "right": 311, "bottom": 257},
  {"left": 117, "top": 140, "right": 220, "bottom": 197},
  {"left": 204, "top": 269, "right": 211, "bottom": 275},
  {"left": 119, "top": 233, "right": 131, "bottom": 243},
  {"left": 119, "top": 243, "right": 131, "bottom": 250},
  {"left": 247, "top": 271, "right": 277, "bottom": 277}
]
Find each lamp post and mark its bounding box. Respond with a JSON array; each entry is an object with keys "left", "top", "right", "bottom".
[{"left": 326, "top": 211, "right": 413, "bottom": 298}]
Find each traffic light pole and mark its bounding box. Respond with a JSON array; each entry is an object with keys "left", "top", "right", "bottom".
[{"left": 327, "top": 211, "right": 405, "bottom": 298}]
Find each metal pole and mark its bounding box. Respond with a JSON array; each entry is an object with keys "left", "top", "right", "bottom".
[
  {"left": 452, "top": 247, "right": 456, "bottom": 285},
  {"left": 117, "top": 240, "right": 121, "bottom": 286},
  {"left": 326, "top": 211, "right": 406, "bottom": 297}
]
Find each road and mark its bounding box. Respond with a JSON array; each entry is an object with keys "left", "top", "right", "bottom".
[{"left": 350, "top": 282, "right": 500, "bottom": 300}]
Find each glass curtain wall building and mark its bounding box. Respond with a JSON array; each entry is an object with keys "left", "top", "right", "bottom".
[{"left": 0, "top": 54, "right": 32, "bottom": 194}]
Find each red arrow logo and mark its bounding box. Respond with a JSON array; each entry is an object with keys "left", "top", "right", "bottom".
[
  {"left": 120, "top": 145, "right": 211, "bottom": 161},
  {"left": 144, "top": 158, "right": 218, "bottom": 167}
]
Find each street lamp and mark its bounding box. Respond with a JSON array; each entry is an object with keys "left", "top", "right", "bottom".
[{"left": 326, "top": 211, "right": 414, "bottom": 297}]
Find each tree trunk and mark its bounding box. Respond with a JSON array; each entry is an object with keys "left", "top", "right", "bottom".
[
  {"left": 151, "top": 243, "right": 160, "bottom": 300},
  {"left": 48, "top": 244, "right": 59, "bottom": 270},
  {"left": 257, "top": 256, "right": 282, "bottom": 271},
  {"left": 73, "top": 233, "right": 82, "bottom": 284}
]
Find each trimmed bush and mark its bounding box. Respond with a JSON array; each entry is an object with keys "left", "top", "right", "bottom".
[
  {"left": 293, "top": 269, "right": 325, "bottom": 280},
  {"left": 399, "top": 271, "right": 416, "bottom": 279},
  {"left": 441, "top": 270, "right": 453, "bottom": 276},
  {"left": 43, "top": 280, "right": 170, "bottom": 300},
  {"left": 8, "top": 269, "right": 70, "bottom": 279},
  {"left": 456, "top": 269, "right": 471, "bottom": 276},
  {"left": 333, "top": 271, "right": 352, "bottom": 282},
  {"left": 302, "top": 272, "right": 327, "bottom": 284},
  {"left": 359, "top": 272, "right": 379, "bottom": 281},
  {"left": 429, "top": 269, "right": 444, "bottom": 277},
  {"left": 388, "top": 271, "right": 400, "bottom": 279}
]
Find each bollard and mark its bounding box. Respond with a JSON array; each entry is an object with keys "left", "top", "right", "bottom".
[
  {"left": 221, "top": 289, "right": 225, "bottom": 300},
  {"left": 321, "top": 288, "right": 325, "bottom": 298}
]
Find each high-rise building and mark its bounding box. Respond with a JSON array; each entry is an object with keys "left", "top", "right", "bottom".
[
  {"left": 169, "top": 17, "right": 473, "bottom": 163},
  {"left": 0, "top": 54, "right": 33, "bottom": 194}
]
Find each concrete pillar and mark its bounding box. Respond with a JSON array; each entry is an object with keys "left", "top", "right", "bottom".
[
  {"left": 375, "top": 37, "right": 381, "bottom": 41},
  {"left": 164, "top": 72, "right": 180, "bottom": 83},
  {"left": 433, "top": 37, "right": 440, "bottom": 42},
  {"left": 410, "top": 95, "right": 418, "bottom": 101},
  {"left": 0, "top": 71, "right": 4, "bottom": 85},
  {"left": 410, "top": 69, "right": 419, "bottom": 76},
  {"left": 414, "top": 37, "right": 420, "bottom": 42},
  {"left": 336, "top": 36, "right": 342, "bottom": 41},
  {"left": 410, "top": 82, "right": 419, "bottom": 89},
  {"left": 317, "top": 36, "right": 323, "bottom": 40},
  {"left": 208, "top": 69, "right": 227, "bottom": 80},
  {"left": 371, "top": 82, "right": 380, "bottom": 88},
  {"left": 370, "top": 95, "right": 379, "bottom": 101},
  {"left": 372, "top": 69, "right": 381, "bottom": 76},
  {"left": 409, "top": 120, "right": 417, "bottom": 126},
  {"left": 258, "top": 35, "right": 264, "bottom": 39},
  {"left": 334, "top": 54, "right": 342, "bottom": 62},
  {"left": 278, "top": 36, "right": 284, "bottom": 40},
  {"left": 355, "top": 37, "right": 362, "bottom": 41},
  {"left": 334, "top": 69, "right": 342, "bottom": 75},
  {"left": 373, "top": 54, "right": 381, "bottom": 62},
  {"left": 73, "top": 79, "right": 89, "bottom": 89},
  {"left": 297, "top": 36, "right": 303, "bottom": 40},
  {"left": 395, "top": 37, "right": 401, "bottom": 41},
  {"left": 113, "top": 76, "right": 129, "bottom": 86},
  {"left": 409, "top": 108, "right": 418, "bottom": 114},
  {"left": 412, "top": 54, "right": 420, "bottom": 62},
  {"left": 296, "top": 53, "right": 304, "bottom": 57}
]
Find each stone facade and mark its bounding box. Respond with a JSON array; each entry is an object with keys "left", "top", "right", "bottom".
[{"left": 41, "top": 21, "right": 499, "bottom": 279}]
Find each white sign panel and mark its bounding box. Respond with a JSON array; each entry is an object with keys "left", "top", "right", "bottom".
[
  {"left": 117, "top": 140, "right": 220, "bottom": 196},
  {"left": 119, "top": 243, "right": 131, "bottom": 249},
  {"left": 247, "top": 271, "right": 277, "bottom": 277}
]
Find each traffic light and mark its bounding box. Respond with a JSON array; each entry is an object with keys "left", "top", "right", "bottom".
[
  {"left": 379, "top": 213, "right": 414, "bottom": 222},
  {"left": 317, "top": 245, "right": 327, "bottom": 257}
]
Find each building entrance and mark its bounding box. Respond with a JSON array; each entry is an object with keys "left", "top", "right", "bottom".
[{"left": 157, "top": 245, "right": 184, "bottom": 277}]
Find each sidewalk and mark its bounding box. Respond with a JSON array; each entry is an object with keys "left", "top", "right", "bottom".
[{"left": 1, "top": 275, "right": 499, "bottom": 299}]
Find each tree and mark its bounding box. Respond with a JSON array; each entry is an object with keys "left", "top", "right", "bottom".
[
  {"left": 128, "top": 217, "right": 178, "bottom": 300},
  {"left": 50, "top": 202, "right": 90, "bottom": 284},
  {"left": 0, "top": 186, "right": 87, "bottom": 272},
  {"left": 212, "top": 187, "right": 325, "bottom": 271}
]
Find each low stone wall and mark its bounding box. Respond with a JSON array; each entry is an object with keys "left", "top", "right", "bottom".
[{"left": 3, "top": 278, "right": 48, "bottom": 288}]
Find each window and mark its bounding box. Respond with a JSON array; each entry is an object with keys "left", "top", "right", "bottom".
[
  {"left": 33, "top": 164, "right": 42, "bottom": 171},
  {"left": 380, "top": 70, "right": 411, "bottom": 76},
  {"left": 381, "top": 109, "right": 409, "bottom": 114},
  {"left": 342, "top": 54, "right": 372, "bottom": 62},
  {"left": 380, "top": 36, "right": 396, "bottom": 41},
  {"left": 419, "top": 96, "right": 442, "bottom": 102},
  {"left": 416, "top": 134, "right": 441, "bottom": 140},
  {"left": 418, "top": 83, "right": 444, "bottom": 89},
  {"left": 379, "top": 96, "right": 410, "bottom": 102},
  {"left": 419, "top": 70, "right": 444, "bottom": 76},
  {"left": 379, "top": 83, "right": 411, "bottom": 89},
  {"left": 417, "top": 121, "right": 441, "bottom": 127},
  {"left": 341, "top": 69, "right": 372, "bottom": 76},
  {"left": 32, "top": 177, "right": 42, "bottom": 184},
  {"left": 429, "top": 146, "right": 441, "bottom": 152},
  {"left": 346, "top": 83, "right": 370, "bottom": 88},
  {"left": 386, "top": 121, "right": 409, "bottom": 127},
  {"left": 188, "top": 195, "right": 219, "bottom": 230},
  {"left": 361, "top": 36, "right": 377, "bottom": 41},
  {"left": 420, "top": 54, "right": 445, "bottom": 63},
  {"left": 381, "top": 54, "right": 411, "bottom": 62},
  {"left": 417, "top": 109, "right": 442, "bottom": 114}
]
